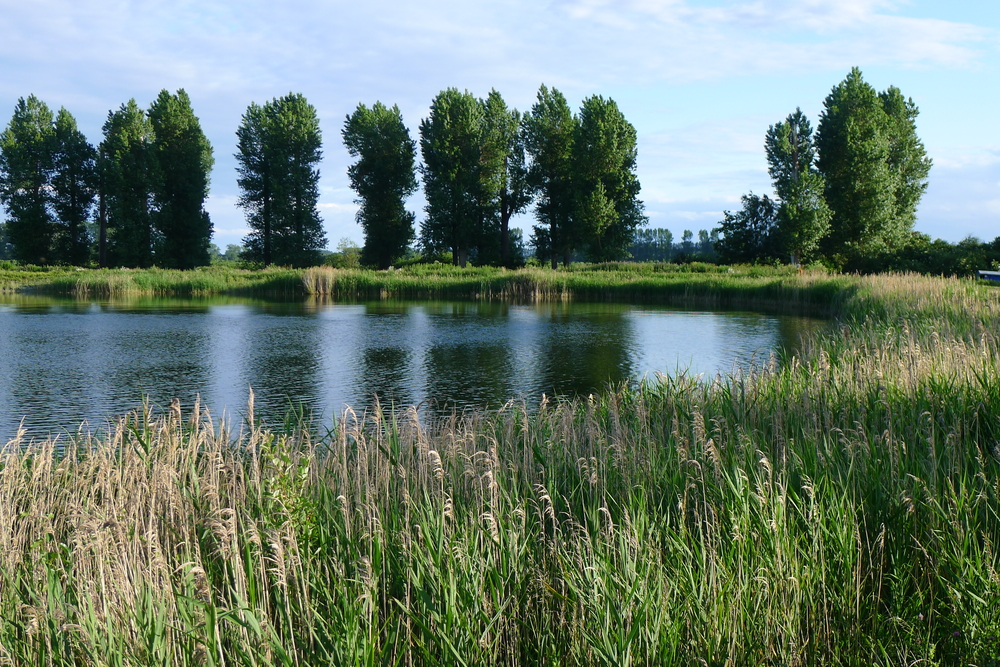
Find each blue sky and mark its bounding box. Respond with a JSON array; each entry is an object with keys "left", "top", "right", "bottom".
[{"left": 1, "top": 0, "right": 997, "bottom": 248}]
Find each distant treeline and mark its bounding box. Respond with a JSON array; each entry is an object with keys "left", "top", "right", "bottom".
[
  {"left": 3, "top": 69, "right": 992, "bottom": 276},
  {"left": 0, "top": 85, "right": 646, "bottom": 270}
]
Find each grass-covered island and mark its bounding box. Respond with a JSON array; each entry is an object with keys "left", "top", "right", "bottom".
[{"left": 1, "top": 265, "right": 999, "bottom": 665}]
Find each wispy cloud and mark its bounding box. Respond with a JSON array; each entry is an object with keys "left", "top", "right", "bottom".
[{"left": 0, "top": 0, "right": 996, "bottom": 246}]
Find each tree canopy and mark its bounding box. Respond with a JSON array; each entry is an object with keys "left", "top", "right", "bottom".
[
  {"left": 523, "top": 85, "right": 578, "bottom": 268},
  {"left": 100, "top": 99, "right": 158, "bottom": 268},
  {"left": 816, "top": 68, "right": 931, "bottom": 264},
  {"left": 50, "top": 108, "right": 98, "bottom": 265},
  {"left": 0, "top": 95, "right": 57, "bottom": 264},
  {"left": 717, "top": 68, "right": 931, "bottom": 269},
  {"left": 148, "top": 89, "right": 214, "bottom": 269},
  {"left": 418, "top": 88, "right": 486, "bottom": 267},
  {"left": 573, "top": 95, "right": 645, "bottom": 262},
  {"left": 764, "top": 108, "right": 830, "bottom": 264},
  {"left": 343, "top": 102, "right": 417, "bottom": 269},
  {"left": 237, "top": 93, "right": 326, "bottom": 267}
]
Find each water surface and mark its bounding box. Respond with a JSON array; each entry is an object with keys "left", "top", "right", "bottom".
[{"left": 0, "top": 296, "right": 825, "bottom": 441}]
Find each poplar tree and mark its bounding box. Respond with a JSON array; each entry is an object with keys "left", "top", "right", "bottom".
[
  {"left": 342, "top": 102, "right": 417, "bottom": 269},
  {"left": 572, "top": 95, "right": 645, "bottom": 262},
  {"left": 237, "top": 93, "right": 326, "bottom": 267},
  {"left": 816, "top": 68, "right": 931, "bottom": 264},
  {"left": 880, "top": 85, "right": 933, "bottom": 237},
  {"left": 764, "top": 108, "right": 830, "bottom": 264},
  {"left": 0, "top": 95, "right": 55, "bottom": 264},
  {"left": 148, "top": 89, "right": 214, "bottom": 268},
  {"left": 419, "top": 88, "right": 483, "bottom": 267},
  {"left": 523, "top": 85, "right": 577, "bottom": 268},
  {"left": 50, "top": 108, "right": 97, "bottom": 265},
  {"left": 100, "top": 99, "right": 158, "bottom": 268},
  {"left": 481, "top": 90, "right": 530, "bottom": 267}
]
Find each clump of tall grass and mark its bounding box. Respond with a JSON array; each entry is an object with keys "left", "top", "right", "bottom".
[
  {"left": 46, "top": 266, "right": 306, "bottom": 297},
  {"left": 301, "top": 265, "right": 853, "bottom": 314}
]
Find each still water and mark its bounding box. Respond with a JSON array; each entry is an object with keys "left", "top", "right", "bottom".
[{"left": 0, "top": 296, "right": 825, "bottom": 441}]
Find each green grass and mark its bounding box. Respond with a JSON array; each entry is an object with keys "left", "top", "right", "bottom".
[
  {"left": 0, "top": 262, "right": 841, "bottom": 309},
  {"left": 1, "top": 271, "right": 999, "bottom": 665},
  {"left": 0, "top": 265, "right": 306, "bottom": 297}
]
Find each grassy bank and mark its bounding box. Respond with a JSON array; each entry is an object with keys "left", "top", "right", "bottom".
[
  {"left": 1, "top": 273, "right": 999, "bottom": 665},
  {"left": 3, "top": 262, "right": 856, "bottom": 314},
  {"left": 0, "top": 264, "right": 305, "bottom": 297}
]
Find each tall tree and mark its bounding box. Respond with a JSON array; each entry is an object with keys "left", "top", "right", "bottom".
[
  {"left": 714, "top": 193, "right": 781, "bottom": 264},
  {"left": 879, "top": 86, "right": 932, "bottom": 238},
  {"left": 50, "top": 108, "right": 97, "bottom": 265},
  {"left": 764, "top": 108, "right": 831, "bottom": 265},
  {"left": 572, "top": 95, "right": 645, "bottom": 262},
  {"left": 237, "top": 93, "right": 326, "bottom": 267},
  {"left": 523, "top": 85, "right": 577, "bottom": 268},
  {"left": 342, "top": 101, "right": 417, "bottom": 269},
  {"left": 100, "top": 99, "right": 158, "bottom": 268},
  {"left": 0, "top": 95, "right": 56, "bottom": 264},
  {"left": 235, "top": 102, "right": 272, "bottom": 265},
  {"left": 816, "top": 68, "right": 931, "bottom": 264},
  {"left": 480, "top": 90, "right": 531, "bottom": 267},
  {"left": 148, "top": 89, "right": 214, "bottom": 269},
  {"left": 419, "top": 88, "right": 484, "bottom": 267}
]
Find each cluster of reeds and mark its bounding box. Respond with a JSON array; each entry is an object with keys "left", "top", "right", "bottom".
[
  {"left": 1, "top": 272, "right": 999, "bottom": 665},
  {"left": 300, "top": 265, "right": 853, "bottom": 314},
  {"left": 1, "top": 266, "right": 305, "bottom": 298}
]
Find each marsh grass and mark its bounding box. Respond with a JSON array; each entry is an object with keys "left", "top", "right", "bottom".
[
  {"left": 301, "top": 264, "right": 855, "bottom": 315},
  {"left": 1, "top": 272, "right": 999, "bottom": 665},
  {"left": 5, "top": 263, "right": 849, "bottom": 314}
]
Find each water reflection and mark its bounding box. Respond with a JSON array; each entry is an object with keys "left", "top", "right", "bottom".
[{"left": 0, "top": 295, "right": 827, "bottom": 441}]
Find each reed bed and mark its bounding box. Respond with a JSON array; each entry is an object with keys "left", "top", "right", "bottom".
[
  {"left": 1, "top": 272, "right": 999, "bottom": 665},
  {"left": 301, "top": 265, "right": 854, "bottom": 315}
]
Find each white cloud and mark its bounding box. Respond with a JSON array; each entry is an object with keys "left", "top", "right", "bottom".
[
  {"left": 1, "top": 0, "right": 997, "bottom": 246},
  {"left": 916, "top": 157, "right": 1000, "bottom": 242},
  {"left": 317, "top": 203, "right": 358, "bottom": 213}
]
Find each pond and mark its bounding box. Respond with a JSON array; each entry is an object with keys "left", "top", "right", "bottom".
[{"left": 0, "top": 296, "right": 826, "bottom": 441}]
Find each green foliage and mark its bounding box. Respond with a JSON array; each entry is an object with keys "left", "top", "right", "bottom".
[
  {"left": 100, "top": 99, "right": 159, "bottom": 268},
  {"left": 0, "top": 95, "right": 57, "bottom": 264},
  {"left": 342, "top": 102, "right": 417, "bottom": 269},
  {"left": 573, "top": 95, "right": 646, "bottom": 262},
  {"left": 148, "top": 89, "right": 214, "bottom": 269},
  {"left": 481, "top": 90, "right": 532, "bottom": 268},
  {"left": 816, "top": 68, "right": 931, "bottom": 265},
  {"left": 50, "top": 108, "right": 98, "bottom": 265},
  {"left": 765, "top": 108, "right": 831, "bottom": 263},
  {"left": 325, "top": 237, "right": 362, "bottom": 269},
  {"left": 714, "top": 193, "right": 781, "bottom": 264},
  {"left": 855, "top": 232, "right": 1000, "bottom": 276},
  {"left": 237, "top": 93, "right": 327, "bottom": 267},
  {"left": 419, "top": 89, "right": 486, "bottom": 267},
  {"left": 524, "top": 85, "right": 578, "bottom": 268}
]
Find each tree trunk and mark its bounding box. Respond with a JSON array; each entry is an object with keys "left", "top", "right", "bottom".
[
  {"left": 99, "top": 187, "right": 107, "bottom": 268},
  {"left": 262, "top": 166, "right": 271, "bottom": 267},
  {"left": 500, "top": 192, "right": 510, "bottom": 267}
]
